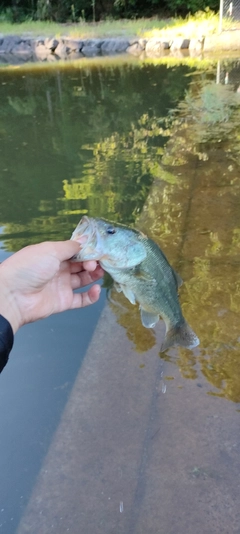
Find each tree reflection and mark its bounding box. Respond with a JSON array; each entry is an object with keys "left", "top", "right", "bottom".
[
  {"left": 117, "top": 70, "right": 240, "bottom": 403},
  {"left": 1, "top": 59, "right": 240, "bottom": 402},
  {"left": 0, "top": 61, "right": 194, "bottom": 247}
]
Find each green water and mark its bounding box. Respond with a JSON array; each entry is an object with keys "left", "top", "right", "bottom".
[
  {"left": 0, "top": 59, "right": 192, "bottom": 251},
  {"left": 1, "top": 57, "right": 240, "bottom": 534}
]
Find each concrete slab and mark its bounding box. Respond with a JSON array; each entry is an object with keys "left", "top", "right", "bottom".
[{"left": 16, "top": 302, "right": 240, "bottom": 534}]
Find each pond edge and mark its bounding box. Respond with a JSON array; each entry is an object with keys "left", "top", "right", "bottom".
[{"left": 0, "top": 32, "right": 239, "bottom": 65}]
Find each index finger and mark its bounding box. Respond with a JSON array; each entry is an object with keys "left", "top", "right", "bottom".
[
  {"left": 50, "top": 241, "right": 99, "bottom": 271},
  {"left": 50, "top": 240, "right": 82, "bottom": 262}
]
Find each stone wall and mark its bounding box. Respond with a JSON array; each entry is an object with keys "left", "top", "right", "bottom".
[{"left": 0, "top": 34, "right": 205, "bottom": 65}]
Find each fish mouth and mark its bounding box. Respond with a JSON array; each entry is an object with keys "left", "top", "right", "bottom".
[{"left": 71, "top": 216, "right": 102, "bottom": 261}]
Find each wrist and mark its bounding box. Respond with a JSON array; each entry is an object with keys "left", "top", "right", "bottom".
[{"left": 0, "top": 265, "right": 22, "bottom": 334}]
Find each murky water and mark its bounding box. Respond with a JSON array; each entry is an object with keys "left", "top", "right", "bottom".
[{"left": 1, "top": 57, "right": 240, "bottom": 534}]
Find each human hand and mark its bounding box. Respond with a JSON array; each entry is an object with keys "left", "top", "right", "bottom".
[{"left": 0, "top": 241, "right": 103, "bottom": 333}]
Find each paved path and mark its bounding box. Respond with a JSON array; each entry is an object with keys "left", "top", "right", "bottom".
[{"left": 17, "top": 303, "right": 240, "bottom": 534}]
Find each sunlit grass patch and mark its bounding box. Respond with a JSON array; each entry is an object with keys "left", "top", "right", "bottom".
[
  {"left": 142, "top": 11, "right": 220, "bottom": 39},
  {"left": 0, "top": 12, "right": 237, "bottom": 40}
]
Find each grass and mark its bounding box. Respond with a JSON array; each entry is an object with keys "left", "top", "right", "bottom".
[
  {"left": 0, "top": 11, "right": 227, "bottom": 40},
  {"left": 143, "top": 11, "right": 220, "bottom": 39},
  {"left": 0, "top": 18, "right": 170, "bottom": 39}
]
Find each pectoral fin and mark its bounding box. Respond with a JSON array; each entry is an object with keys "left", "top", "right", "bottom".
[
  {"left": 140, "top": 308, "right": 159, "bottom": 328},
  {"left": 114, "top": 283, "right": 136, "bottom": 305},
  {"left": 133, "top": 266, "right": 157, "bottom": 285}
]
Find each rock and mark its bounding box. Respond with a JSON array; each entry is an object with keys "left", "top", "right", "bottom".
[
  {"left": 46, "top": 53, "right": 58, "bottom": 62},
  {"left": 35, "top": 36, "right": 45, "bottom": 45},
  {"left": 11, "top": 41, "right": 33, "bottom": 61},
  {"left": 63, "top": 38, "right": 83, "bottom": 52},
  {"left": 138, "top": 38, "right": 147, "bottom": 49},
  {"left": 44, "top": 37, "right": 59, "bottom": 51},
  {"left": 67, "top": 50, "right": 84, "bottom": 60},
  {"left": 126, "top": 41, "right": 145, "bottom": 56},
  {"left": 82, "top": 43, "right": 102, "bottom": 57},
  {"left": 171, "top": 37, "right": 192, "bottom": 50},
  {"left": 81, "top": 39, "right": 103, "bottom": 56},
  {"left": 0, "top": 35, "right": 21, "bottom": 54},
  {"left": 189, "top": 37, "right": 204, "bottom": 51},
  {"left": 83, "top": 39, "right": 103, "bottom": 47},
  {"left": 181, "top": 38, "right": 190, "bottom": 49},
  {"left": 171, "top": 38, "right": 186, "bottom": 50},
  {"left": 54, "top": 42, "right": 69, "bottom": 59},
  {"left": 21, "top": 37, "right": 33, "bottom": 46},
  {"left": 101, "top": 39, "right": 129, "bottom": 55},
  {"left": 34, "top": 43, "right": 49, "bottom": 60},
  {"left": 145, "top": 39, "right": 170, "bottom": 56},
  {"left": 0, "top": 52, "right": 24, "bottom": 64}
]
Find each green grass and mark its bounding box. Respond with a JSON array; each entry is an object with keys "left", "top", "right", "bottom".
[
  {"left": 0, "top": 18, "right": 171, "bottom": 38},
  {"left": 0, "top": 11, "right": 224, "bottom": 39},
  {"left": 0, "top": 20, "right": 70, "bottom": 37}
]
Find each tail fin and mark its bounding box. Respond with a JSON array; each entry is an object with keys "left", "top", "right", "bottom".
[{"left": 161, "top": 320, "right": 199, "bottom": 352}]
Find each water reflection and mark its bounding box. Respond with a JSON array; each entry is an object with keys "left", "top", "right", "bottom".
[
  {"left": 0, "top": 60, "right": 192, "bottom": 251},
  {"left": 107, "top": 284, "right": 157, "bottom": 352},
  {"left": 104, "top": 61, "right": 240, "bottom": 403},
  {"left": 1, "top": 58, "right": 240, "bottom": 407}
]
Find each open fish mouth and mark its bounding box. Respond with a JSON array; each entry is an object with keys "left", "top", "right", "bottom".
[{"left": 71, "top": 216, "right": 102, "bottom": 261}]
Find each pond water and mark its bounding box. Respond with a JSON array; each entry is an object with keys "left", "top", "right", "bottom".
[{"left": 1, "top": 56, "right": 240, "bottom": 534}]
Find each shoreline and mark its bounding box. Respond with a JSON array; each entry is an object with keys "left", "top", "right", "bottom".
[{"left": 0, "top": 31, "right": 240, "bottom": 65}]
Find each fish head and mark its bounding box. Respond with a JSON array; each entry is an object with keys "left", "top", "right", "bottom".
[{"left": 71, "top": 216, "right": 147, "bottom": 269}]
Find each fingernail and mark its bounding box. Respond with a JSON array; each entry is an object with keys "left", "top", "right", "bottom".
[{"left": 73, "top": 235, "right": 88, "bottom": 245}]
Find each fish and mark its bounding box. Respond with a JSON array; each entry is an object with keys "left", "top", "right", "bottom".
[{"left": 71, "top": 216, "right": 199, "bottom": 352}]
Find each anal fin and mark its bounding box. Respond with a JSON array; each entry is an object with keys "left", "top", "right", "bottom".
[{"left": 140, "top": 308, "right": 159, "bottom": 328}]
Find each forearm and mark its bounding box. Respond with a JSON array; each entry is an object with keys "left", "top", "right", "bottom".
[{"left": 0, "top": 314, "right": 14, "bottom": 373}]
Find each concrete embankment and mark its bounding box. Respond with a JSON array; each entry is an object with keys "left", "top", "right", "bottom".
[
  {"left": 16, "top": 304, "right": 240, "bottom": 534},
  {"left": 0, "top": 31, "right": 239, "bottom": 65}
]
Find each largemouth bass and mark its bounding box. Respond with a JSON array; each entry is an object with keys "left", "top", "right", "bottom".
[{"left": 71, "top": 216, "right": 199, "bottom": 352}]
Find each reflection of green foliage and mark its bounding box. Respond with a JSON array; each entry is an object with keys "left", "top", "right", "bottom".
[
  {"left": 8, "top": 96, "right": 36, "bottom": 115},
  {"left": 3, "top": 58, "right": 240, "bottom": 404},
  {"left": 61, "top": 114, "right": 177, "bottom": 223},
  {"left": 170, "top": 82, "right": 240, "bottom": 145},
  {"left": 0, "top": 60, "right": 193, "bottom": 251},
  {"left": 106, "top": 69, "right": 240, "bottom": 404},
  {"left": 86, "top": 61, "right": 240, "bottom": 404},
  {"left": 134, "top": 68, "right": 240, "bottom": 403},
  {"left": 183, "top": 83, "right": 240, "bottom": 124}
]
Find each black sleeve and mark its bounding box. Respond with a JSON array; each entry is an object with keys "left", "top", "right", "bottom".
[{"left": 0, "top": 315, "right": 14, "bottom": 373}]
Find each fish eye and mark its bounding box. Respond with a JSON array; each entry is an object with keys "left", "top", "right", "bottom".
[{"left": 106, "top": 226, "right": 116, "bottom": 235}]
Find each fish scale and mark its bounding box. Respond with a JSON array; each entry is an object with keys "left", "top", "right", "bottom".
[{"left": 132, "top": 235, "right": 184, "bottom": 326}]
